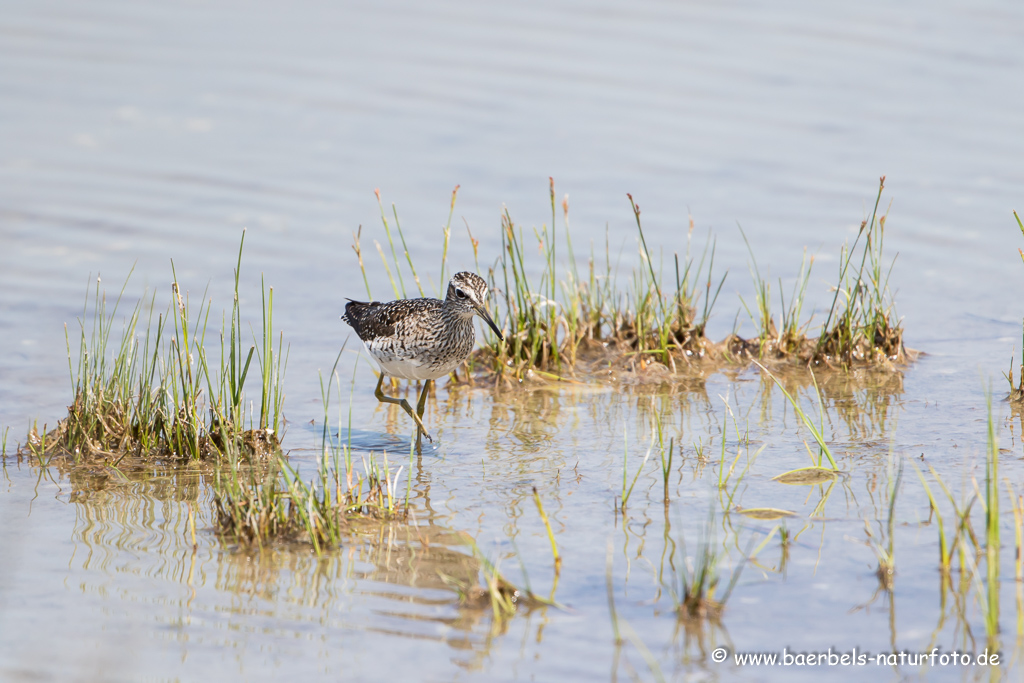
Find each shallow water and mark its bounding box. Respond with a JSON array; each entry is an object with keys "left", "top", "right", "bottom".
[{"left": 3, "top": 0, "right": 1024, "bottom": 681}]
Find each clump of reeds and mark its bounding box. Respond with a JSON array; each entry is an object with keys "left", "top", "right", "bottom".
[
  {"left": 813, "top": 176, "right": 905, "bottom": 366},
  {"left": 467, "top": 186, "right": 726, "bottom": 381},
  {"left": 212, "top": 447, "right": 406, "bottom": 553},
  {"left": 726, "top": 177, "right": 905, "bottom": 367},
  {"left": 437, "top": 492, "right": 559, "bottom": 624},
  {"left": 30, "top": 232, "right": 285, "bottom": 463},
  {"left": 737, "top": 228, "right": 815, "bottom": 360},
  {"left": 476, "top": 177, "right": 904, "bottom": 377}
]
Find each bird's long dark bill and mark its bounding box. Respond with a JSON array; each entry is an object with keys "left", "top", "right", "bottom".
[{"left": 475, "top": 305, "right": 504, "bottom": 341}]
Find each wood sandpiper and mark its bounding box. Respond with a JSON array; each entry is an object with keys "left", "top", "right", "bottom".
[{"left": 341, "top": 271, "right": 503, "bottom": 445}]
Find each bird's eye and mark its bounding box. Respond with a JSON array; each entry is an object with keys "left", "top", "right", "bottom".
[{"left": 455, "top": 288, "right": 467, "bottom": 299}]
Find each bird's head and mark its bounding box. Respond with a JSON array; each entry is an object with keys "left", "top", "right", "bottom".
[{"left": 446, "top": 271, "right": 503, "bottom": 341}]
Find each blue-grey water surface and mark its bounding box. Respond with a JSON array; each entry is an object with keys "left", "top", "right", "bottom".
[{"left": 2, "top": 1, "right": 1024, "bottom": 681}]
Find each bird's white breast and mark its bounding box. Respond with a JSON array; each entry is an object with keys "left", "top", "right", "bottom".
[{"left": 362, "top": 341, "right": 461, "bottom": 381}]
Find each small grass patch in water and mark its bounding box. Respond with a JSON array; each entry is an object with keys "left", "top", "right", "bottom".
[
  {"left": 812, "top": 176, "right": 906, "bottom": 367},
  {"left": 212, "top": 448, "right": 406, "bottom": 553},
  {"left": 667, "top": 510, "right": 747, "bottom": 623},
  {"left": 29, "top": 232, "right": 284, "bottom": 463},
  {"left": 738, "top": 226, "right": 815, "bottom": 360},
  {"left": 480, "top": 185, "right": 726, "bottom": 379},
  {"left": 484, "top": 175, "right": 905, "bottom": 377},
  {"left": 212, "top": 355, "right": 416, "bottom": 553},
  {"left": 619, "top": 424, "right": 652, "bottom": 511}
]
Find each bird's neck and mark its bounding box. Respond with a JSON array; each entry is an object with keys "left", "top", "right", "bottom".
[{"left": 441, "top": 301, "right": 473, "bottom": 321}]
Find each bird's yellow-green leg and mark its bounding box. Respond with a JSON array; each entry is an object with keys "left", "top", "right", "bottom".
[
  {"left": 374, "top": 374, "right": 434, "bottom": 443},
  {"left": 414, "top": 380, "right": 432, "bottom": 450},
  {"left": 416, "top": 380, "right": 431, "bottom": 420}
]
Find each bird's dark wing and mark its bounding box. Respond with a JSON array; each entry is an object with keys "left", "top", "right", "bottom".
[
  {"left": 342, "top": 297, "right": 444, "bottom": 342},
  {"left": 342, "top": 299, "right": 396, "bottom": 340}
]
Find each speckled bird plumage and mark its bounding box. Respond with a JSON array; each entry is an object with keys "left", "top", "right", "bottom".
[{"left": 342, "top": 271, "right": 502, "bottom": 381}]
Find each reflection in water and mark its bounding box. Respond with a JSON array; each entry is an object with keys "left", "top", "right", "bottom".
[
  {"left": 63, "top": 458, "right": 206, "bottom": 575},
  {"left": 53, "top": 453, "right": 541, "bottom": 673},
  {"left": 754, "top": 366, "right": 904, "bottom": 446},
  {"left": 819, "top": 370, "right": 904, "bottom": 445}
]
